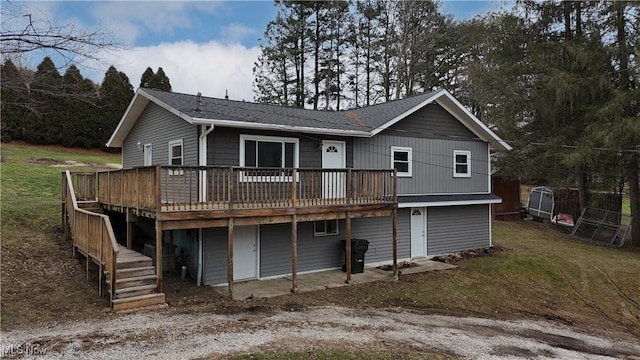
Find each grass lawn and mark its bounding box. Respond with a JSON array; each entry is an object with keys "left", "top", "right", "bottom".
[
  {"left": 1, "top": 142, "right": 639, "bottom": 345},
  {"left": 1, "top": 142, "right": 121, "bottom": 327}
]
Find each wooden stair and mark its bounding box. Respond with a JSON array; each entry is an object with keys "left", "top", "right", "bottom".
[{"left": 105, "top": 248, "right": 166, "bottom": 311}]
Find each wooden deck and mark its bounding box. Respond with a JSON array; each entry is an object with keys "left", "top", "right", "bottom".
[{"left": 63, "top": 171, "right": 165, "bottom": 311}]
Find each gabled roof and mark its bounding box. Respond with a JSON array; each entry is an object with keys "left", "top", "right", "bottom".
[{"left": 107, "top": 88, "right": 511, "bottom": 151}]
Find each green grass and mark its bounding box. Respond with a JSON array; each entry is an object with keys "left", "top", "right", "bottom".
[
  {"left": 2, "top": 142, "right": 639, "bottom": 346},
  {"left": 1, "top": 142, "right": 120, "bottom": 327}
]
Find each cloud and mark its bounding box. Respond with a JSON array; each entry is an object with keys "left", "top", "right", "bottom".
[
  {"left": 89, "top": 40, "right": 260, "bottom": 101},
  {"left": 219, "top": 23, "right": 258, "bottom": 45},
  {"left": 88, "top": 2, "right": 222, "bottom": 45}
]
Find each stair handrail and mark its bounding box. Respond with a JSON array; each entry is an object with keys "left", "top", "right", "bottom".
[{"left": 63, "top": 171, "right": 120, "bottom": 304}]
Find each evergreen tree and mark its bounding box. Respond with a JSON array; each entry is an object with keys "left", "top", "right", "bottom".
[
  {"left": 148, "top": 67, "right": 172, "bottom": 91},
  {"left": 98, "top": 66, "right": 134, "bottom": 147},
  {"left": 24, "top": 57, "right": 64, "bottom": 144},
  {"left": 60, "top": 65, "right": 99, "bottom": 147},
  {"left": 0, "top": 60, "right": 29, "bottom": 141},
  {"left": 140, "top": 67, "right": 155, "bottom": 88}
]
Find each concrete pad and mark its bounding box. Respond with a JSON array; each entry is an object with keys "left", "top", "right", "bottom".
[{"left": 231, "top": 260, "right": 456, "bottom": 301}]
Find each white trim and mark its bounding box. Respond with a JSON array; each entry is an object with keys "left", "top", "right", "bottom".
[
  {"left": 488, "top": 204, "right": 493, "bottom": 247},
  {"left": 168, "top": 139, "right": 184, "bottom": 165},
  {"left": 143, "top": 143, "right": 152, "bottom": 166},
  {"left": 435, "top": 91, "right": 511, "bottom": 151},
  {"left": 453, "top": 150, "right": 471, "bottom": 178},
  {"left": 487, "top": 146, "right": 492, "bottom": 193},
  {"left": 391, "top": 146, "right": 413, "bottom": 177},
  {"left": 398, "top": 198, "right": 502, "bottom": 208},
  {"left": 194, "top": 117, "right": 371, "bottom": 138},
  {"left": 400, "top": 191, "right": 491, "bottom": 196},
  {"left": 370, "top": 90, "right": 443, "bottom": 136}
]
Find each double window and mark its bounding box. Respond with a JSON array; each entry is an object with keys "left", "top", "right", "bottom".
[
  {"left": 314, "top": 219, "right": 339, "bottom": 237},
  {"left": 391, "top": 146, "right": 412, "bottom": 177},
  {"left": 240, "top": 135, "right": 299, "bottom": 180},
  {"left": 453, "top": 150, "right": 471, "bottom": 177}
]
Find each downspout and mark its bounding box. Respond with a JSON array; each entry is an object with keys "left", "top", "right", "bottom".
[{"left": 197, "top": 124, "right": 215, "bottom": 286}]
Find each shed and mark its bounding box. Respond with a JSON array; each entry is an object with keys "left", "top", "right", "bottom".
[{"left": 492, "top": 175, "right": 521, "bottom": 221}]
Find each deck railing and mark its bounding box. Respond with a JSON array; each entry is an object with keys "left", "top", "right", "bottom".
[
  {"left": 95, "top": 166, "right": 396, "bottom": 212},
  {"left": 63, "top": 171, "right": 119, "bottom": 303}
]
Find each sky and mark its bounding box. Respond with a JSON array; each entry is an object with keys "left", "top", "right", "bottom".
[{"left": 7, "top": 1, "right": 502, "bottom": 102}]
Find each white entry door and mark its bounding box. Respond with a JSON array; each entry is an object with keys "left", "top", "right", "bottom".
[
  {"left": 233, "top": 225, "right": 258, "bottom": 280},
  {"left": 411, "top": 208, "right": 426, "bottom": 258},
  {"left": 143, "top": 143, "right": 152, "bottom": 166},
  {"left": 321, "top": 141, "right": 346, "bottom": 199}
]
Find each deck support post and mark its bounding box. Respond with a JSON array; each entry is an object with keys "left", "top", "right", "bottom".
[
  {"left": 291, "top": 214, "right": 298, "bottom": 293},
  {"left": 227, "top": 218, "right": 234, "bottom": 297},
  {"left": 345, "top": 212, "right": 351, "bottom": 284},
  {"left": 392, "top": 208, "right": 399, "bottom": 280},
  {"left": 155, "top": 220, "right": 163, "bottom": 292},
  {"left": 126, "top": 211, "right": 133, "bottom": 250}
]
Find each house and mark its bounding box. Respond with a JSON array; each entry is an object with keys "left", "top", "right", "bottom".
[{"left": 62, "top": 87, "right": 509, "bottom": 310}]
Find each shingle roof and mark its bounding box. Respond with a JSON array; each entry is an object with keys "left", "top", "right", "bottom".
[
  {"left": 143, "top": 88, "right": 439, "bottom": 132},
  {"left": 107, "top": 87, "right": 511, "bottom": 152}
]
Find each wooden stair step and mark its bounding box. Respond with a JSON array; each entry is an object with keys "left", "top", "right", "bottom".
[
  {"left": 106, "top": 266, "right": 156, "bottom": 279},
  {"left": 114, "top": 284, "right": 158, "bottom": 298},
  {"left": 112, "top": 293, "right": 166, "bottom": 312},
  {"left": 117, "top": 259, "right": 153, "bottom": 270}
]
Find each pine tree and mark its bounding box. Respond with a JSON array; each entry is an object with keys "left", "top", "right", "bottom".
[
  {"left": 140, "top": 67, "right": 155, "bottom": 88},
  {"left": 97, "top": 66, "right": 134, "bottom": 147},
  {"left": 0, "top": 60, "right": 29, "bottom": 141},
  {"left": 148, "top": 67, "right": 172, "bottom": 91}
]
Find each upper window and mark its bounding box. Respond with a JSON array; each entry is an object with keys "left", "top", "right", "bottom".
[
  {"left": 391, "top": 146, "right": 412, "bottom": 177},
  {"left": 314, "top": 219, "right": 339, "bottom": 237},
  {"left": 240, "top": 135, "right": 298, "bottom": 168},
  {"left": 169, "top": 139, "right": 183, "bottom": 165},
  {"left": 453, "top": 150, "right": 471, "bottom": 178}
]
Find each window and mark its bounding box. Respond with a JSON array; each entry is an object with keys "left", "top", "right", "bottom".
[
  {"left": 314, "top": 220, "right": 339, "bottom": 237},
  {"left": 169, "top": 139, "right": 183, "bottom": 165},
  {"left": 453, "top": 150, "right": 471, "bottom": 177},
  {"left": 240, "top": 135, "right": 299, "bottom": 181},
  {"left": 391, "top": 146, "right": 412, "bottom": 177}
]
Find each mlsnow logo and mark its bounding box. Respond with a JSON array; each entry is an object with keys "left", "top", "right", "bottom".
[{"left": 1, "top": 344, "right": 48, "bottom": 356}]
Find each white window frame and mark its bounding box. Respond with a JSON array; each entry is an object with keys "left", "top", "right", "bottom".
[
  {"left": 168, "top": 139, "right": 184, "bottom": 175},
  {"left": 313, "top": 219, "right": 339, "bottom": 237},
  {"left": 239, "top": 134, "right": 299, "bottom": 182},
  {"left": 391, "top": 146, "right": 412, "bottom": 177},
  {"left": 143, "top": 143, "right": 152, "bottom": 166},
  {"left": 453, "top": 150, "right": 471, "bottom": 178}
]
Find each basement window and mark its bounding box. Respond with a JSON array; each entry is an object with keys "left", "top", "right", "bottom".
[{"left": 314, "top": 220, "right": 339, "bottom": 237}]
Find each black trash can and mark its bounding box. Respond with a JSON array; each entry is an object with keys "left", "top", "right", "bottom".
[{"left": 340, "top": 239, "right": 369, "bottom": 273}]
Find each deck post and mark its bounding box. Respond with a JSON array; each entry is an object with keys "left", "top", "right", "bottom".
[
  {"left": 292, "top": 169, "right": 298, "bottom": 207},
  {"left": 291, "top": 214, "right": 298, "bottom": 293},
  {"left": 155, "top": 166, "right": 162, "bottom": 211},
  {"left": 227, "top": 217, "right": 234, "bottom": 297},
  {"left": 392, "top": 208, "right": 399, "bottom": 280},
  {"left": 155, "top": 220, "right": 163, "bottom": 292},
  {"left": 345, "top": 212, "right": 351, "bottom": 284},
  {"left": 126, "top": 211, "right": 133, "bottom": 249}
]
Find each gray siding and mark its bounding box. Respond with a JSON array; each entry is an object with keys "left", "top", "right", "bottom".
[
  {"left": 207, "top": 127, "right": 353, "bottom": 168},
  {"left": 202, "top": 227, "right": 228, "bottom": 285},
  {"left": 353, "top": 135, "right": 489, "bottom": 194},
  {"left": 426, "top": 205, "right": 489, "bottom": 256},
  {"left": 385, "top": 103, "right": 477, "bottom": 140},
  {"left": 260, "top": 222, "right": 345, "bottom": 277},
  {"left": 350, "top": 208, "right": 411, "bottom": 263},
  {"left": 122, "top": 103, "right": 198, "bottom": 169}
]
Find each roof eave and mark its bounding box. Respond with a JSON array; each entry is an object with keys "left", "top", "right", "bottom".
[
  {"left": 106, "top": 88, "right": 195, "bottom": 148},
  {"left": 191, "top": 117, "right": 371, "bottom": 137}
]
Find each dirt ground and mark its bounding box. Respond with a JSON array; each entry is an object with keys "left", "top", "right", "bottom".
[{"left": 1, "top": 306, "right": 639, "bottom": 359}]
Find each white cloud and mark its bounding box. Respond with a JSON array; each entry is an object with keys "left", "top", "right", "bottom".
[
  {"left": 89, "top": 40, "right": 260, "bottom": 101},
  {"left": 220, "top": 23, "right": 258, "bottom": 45},
  {"left": 88, "top": 2, "right": 221, "bottom": 46}
]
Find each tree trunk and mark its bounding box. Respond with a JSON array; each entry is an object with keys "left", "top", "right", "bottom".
[{"left": 628, "top": 155, "right": 640, "bottom": 246}]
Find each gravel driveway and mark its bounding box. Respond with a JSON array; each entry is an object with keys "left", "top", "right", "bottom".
[{"left": 1, "top": 306, "right": 639, "bottom": 359}]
